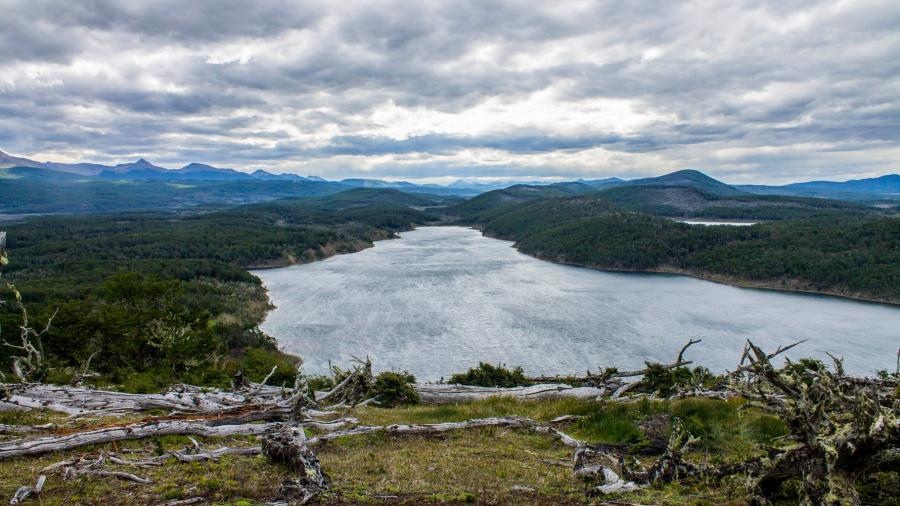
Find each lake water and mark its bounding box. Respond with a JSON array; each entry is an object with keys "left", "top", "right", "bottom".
[
  {"left": 676, "top": 220, "right": 757, "bottom": 226},
  {"left": 254, "top": 226, "right": 899, "bottom": 379}
]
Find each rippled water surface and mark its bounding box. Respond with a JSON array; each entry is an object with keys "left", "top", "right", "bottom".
[{"left": 255, "top": 227, "right": 899, "bottom": 379}]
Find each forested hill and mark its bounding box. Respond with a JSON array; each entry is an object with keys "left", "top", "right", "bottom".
[
  {"left": 449, "top": 171, "right": 876, "bottom": 222},
  {"left": 0, "top": 191, "right": 438, "bottom": 391},
  {"left": 456, "top": 193, "right": 900, "bottom": 304},
  {"left": 447, "top": 182, "right": 595, "bottom": 221},
  {"left": 625, "top": 169, "right": 746, "bottom": 196},
  {"left": 594, "top": 185, "right": 870, "bottom": 220}
]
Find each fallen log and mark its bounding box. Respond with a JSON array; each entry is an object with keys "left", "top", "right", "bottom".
[
  {"left": 0, "top": 419, "right": 280, "bottom": 459},
  {"left": 305, "top": 416, "right": 538, "bottom": 446},
  {"left": 0, "top": 383, "right": 288, "bottom": 416},
  {"left": 168, "top": 446, "right": 260, "bottom": 463},
  {"left": 0, "top": 423, "right": 55, "bottom": 435},
  {"left": 4, "top": 375, "right": 718, "bottom": 418},
  {"left": 413, "top": 383, "right": 604, "bottom": 403}
]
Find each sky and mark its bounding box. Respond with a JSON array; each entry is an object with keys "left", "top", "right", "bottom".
[{"left": 0, "top": 0, "right": 898, "bottom": 184}]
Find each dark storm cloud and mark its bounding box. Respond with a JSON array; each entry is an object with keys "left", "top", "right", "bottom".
[{"left": 0, "top": 0, "right": 898, "bottom": 182}]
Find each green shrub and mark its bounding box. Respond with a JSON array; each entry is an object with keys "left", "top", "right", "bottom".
[
  {"left": 744, "top": 414, "right": 789, "bottom": 444},
  {"left": 305, "top": 374, "right": 336, "bottom": 395},
  {"left": 449, "top": 362, "right": 532, "bottom": 388},
  {"left": 234, "top": 347, "right": 298, "bottom": 386},
  {"left": 373, "top": 371, "right": 419, "bottom": 407},
  {"left": 576, "top": 403, "right": 647, "bottom": 444},
  {"left": 119, "top": 370, "right": 170, "bottom": 394},
  {"left": 640, "top": 365, "right": 717, "bottom": 396}
]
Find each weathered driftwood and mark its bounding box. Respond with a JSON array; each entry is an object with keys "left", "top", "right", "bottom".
[
  {"left": 413, "top": 383, "right": 605, "bottom": 403},
  {"left": 262, "top": 425, "right": 328, "bottom": 505},
  {"left": 0, "top": 423, "right": 55, "bottom": 435},
  {"left": 736, "top": 341, "right": 899, "bottom": 505},
  {"left": 169, "top": 445, "right": 262, "bottom": 463},
  {"left": 301, "top": 417, "right": 358, "bottom": 432},
  {"left": 306, "top": 416, "right": 538, "bottom": 446},
  {"left": 2, "top": 375, "right": 662, "bottom": 419},
  {"left": 0, "top": 383, "right": 288, "bottom": 415},
  {"left": 1, "top": 381, "right": 611, "bottom": 417},
  {"left": 534, "top": 425, "right": 582, "bottom": 448},
  {"left": 64, "top": 467, "right": 151, "bottom": 484},
  {"left": 9, "top": 474, "right": 45, "bottom": 505},
  {"left": 0, "top": 419, "right": 280, "bottom": 459},
  {"left": 159, "top": 498, "right": 205, "bottom": 506}
]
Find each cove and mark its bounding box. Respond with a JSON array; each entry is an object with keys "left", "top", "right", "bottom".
[{"left": 253, "top": 226, "right": 899, "bottom": 380}]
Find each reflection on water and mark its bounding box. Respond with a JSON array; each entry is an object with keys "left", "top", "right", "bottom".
[{"left": 254, "top": 227, "right": 899, "bottom": 379}]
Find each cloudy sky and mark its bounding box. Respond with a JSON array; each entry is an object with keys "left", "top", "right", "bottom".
[{"left": 1, "top": 0, "right": 898, "bottom": 184}]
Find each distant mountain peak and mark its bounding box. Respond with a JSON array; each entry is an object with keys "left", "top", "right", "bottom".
[
  {"left": 111, "top": 158, "right": 166, "bottom": 173},
  {"left": 630, "top": 169, "right": 744, "bottom": 196},
  {"left": 180, "top": 162, "right": 217, "bottom": 171}
]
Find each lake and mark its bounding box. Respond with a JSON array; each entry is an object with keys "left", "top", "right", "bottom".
[
  {"left": 676, "top": 220, "right": 757, "bottom": 226},
  {"left": 254, "top": 226, "right": 899, "bottom": 379}
]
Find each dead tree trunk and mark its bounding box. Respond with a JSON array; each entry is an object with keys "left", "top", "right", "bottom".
[
  {"left": 737, "top": 340, "right": 899, "bottom": 506},
  {"left": 0, "top": 419, "right": 280, "bottom": 459},
  {"left": 261, "top": 425, "right": 328, "bottom": 505},
  {"left": 412, "top": 383, "right": 605, "bottom": 403}
]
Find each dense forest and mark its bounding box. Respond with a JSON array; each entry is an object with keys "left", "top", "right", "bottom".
[
  {"left": 2, "top": 182, "right": 898, "bottom": 392},
  {"left": 0, "top": 196, "right": 436, "bottom": 390},
  {"left": 458, "top": 194, "right": 900, "bottom": 303}
]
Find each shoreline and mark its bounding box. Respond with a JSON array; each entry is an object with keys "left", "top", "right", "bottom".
[
  {"left": 473, "top": 227, "right": 900, "bottom": 307},
  {"left": 246, "top": 228, "right": 410, "bottom": 329},
  {"left": 251, "top": 224, "right": 898, "bottom": 307},
  {"left": 245, "top": 230, "right": 404, "bottom": 271}
]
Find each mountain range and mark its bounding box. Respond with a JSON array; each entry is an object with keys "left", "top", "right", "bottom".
[{"left": 1, "top": 148, "right": 897, "bottom": 203}]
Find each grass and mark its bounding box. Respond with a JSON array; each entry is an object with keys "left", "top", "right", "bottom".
[
  {"left": 0, "top": 396, "right": 834, "bottom": 505},
  {"left": 317, "top": 429, "right": 584, "bottom": 504},
  {"left": 352, "top": 396, "right": 787, "bottom": 453},
  {"left": 0, "top": 434, "right": 288, "bottom": 505},
  {"left": 0, "top": 408, "right": 61, "bottom": 427}
]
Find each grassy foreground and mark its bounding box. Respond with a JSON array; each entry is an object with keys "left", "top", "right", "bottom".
[
  {"left": 1, "top": 395, "right": 843, "bottom": 506},
  {"left": 3, "top": 395, "right": 897, "bottom": 505}
]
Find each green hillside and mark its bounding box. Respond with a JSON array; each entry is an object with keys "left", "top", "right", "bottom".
[
  {"left": 627, "top": 169, "right": 745, "bottom": 196},
  {"left": 596, "top": 185, "right": 869, "bottom": 220},
  {"left": 0, "top": 197, "right": 436, "bottom": 390},
  {"left": 448, "top": 182, "right": 594, "bottom": 221}
]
